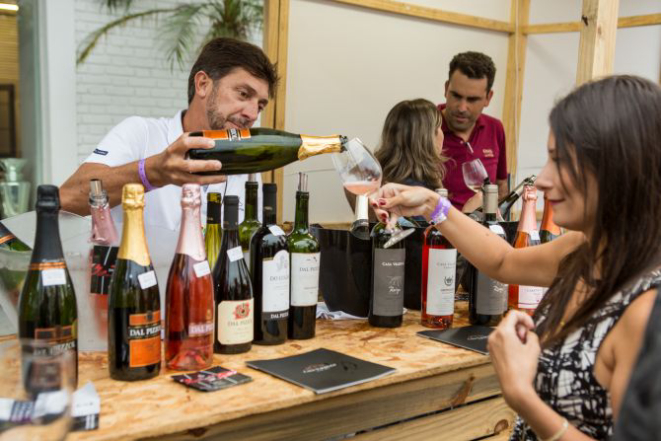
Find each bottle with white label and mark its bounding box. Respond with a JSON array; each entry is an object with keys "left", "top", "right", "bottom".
[
  {"left": 468, "top": 184, "right": 508, "bottom": 326},
  {"left": 108, "top": 184, "right": 161, "bottom": 381},
  {"left": 19, "top": 185, "right": 78, "bottom": 395},
  {"left": 213, "top": 195, "right": 254, "bottom": 354},
  {"left": 165, "top": 184, "right": 214, "bottom": 370},
  {"left": 508, "top": 185, "right": 545, "bottom": 316},
  {"left": 421, "top": 189, "right": 457, "bottom": 329},
  {"left": 287, "top": 173, "right": 320, "bottom": 339},
  {"left": 250, "top": 183, "right": 289, "bottom": 344},
  {"left": 369, "top": 222, "right": 406, "bottom": 328}
]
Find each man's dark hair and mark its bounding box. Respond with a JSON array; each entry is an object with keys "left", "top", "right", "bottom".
[
  {"left": 187, "top": 38, "right": 278, "bottom": 104},
  {"left": 448, "top": 51, "right": 496, "bottom": 93}
]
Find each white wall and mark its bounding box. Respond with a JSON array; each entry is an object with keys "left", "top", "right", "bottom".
[
  {"left": 518, "top": 0, "right": 661, "bottom": 210},
  {"left": 283, "top": 0, "right": 511, "bottom": 223}
]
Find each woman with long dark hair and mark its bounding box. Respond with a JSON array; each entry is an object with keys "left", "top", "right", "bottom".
[{"left": 370, "top": 75, "right": 661, "bottom": 440}]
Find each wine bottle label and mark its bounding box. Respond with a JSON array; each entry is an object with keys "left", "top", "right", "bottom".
[
  {"left": 425, "top": 249, "right": 457, "bottom": 316},
  {"left": 90, "top": 245, "right": 118, "bottom": 295},
  {"left": 489, "top": 225, "right": 506, "bottom": 235},
  {"left": 372, "top": 248, "right": 405, "bottom": 317},
  {"left": 193, "top": 261, "right": 211, "bottom": 278},
  {"left": 30, "top": 261, "right": 65, "bottom": 270},
  {"left": 128, "top": 310, "right": 161, "bottom": 368},
  {"left": 291, "top": 252, "right": 321, "bottom": 307},
  {"left": 243, "top": 250, "right": 251, "bottom": 271},
  {"left": 529, "top": 230, "right": 540, "bottom": 241},
  {"left": 268, "top": 225, "right": 285, "bottom": 236},
  {"left": 476, "top": 272, "right": 507, "bottom": 315},
  {"left": 0, "top": 233, "right": 15, "bottom": 245},
  {"left": 138, "top": 270, "right": 157, "bottom": 290},
  {"left": 188, "top": 321, "right": 214, "bottom": 337},
  {"left": 203, "top": 128, "right": 251, "bottom": 141},
  {"left": 261, "top": 249, "right": 290, "bottom": 319},
  {"left": 227, "top": 246, "right": 244, "bottom": 262},
  {"left": 41, "top": 268, "right": 67, "bottom": 287},
  {"left": 217, "top": 299, "right": 254, "bottom": 345},
  {"left": 518, "top": 285, "right": 545, "bottom": 310},
  {"left": 33, "top": 323, "right": 77, "bottom": 354}
]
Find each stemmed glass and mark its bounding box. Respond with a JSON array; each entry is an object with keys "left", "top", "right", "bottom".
[
  {"left": 462, "top": 158, "right": 489, "bottom": 193},
  {"left": 0, "top": 339, "right": 74, "bottom": 441},
  {"left": 331, "top": 138, "right": 414, "bottom": 247}
]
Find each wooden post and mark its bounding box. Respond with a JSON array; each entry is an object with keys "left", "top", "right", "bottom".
[
  {"left": 262, "top": 0, "right": 290, "bottom": 223},
  {"left": 575, "top": 0, "right": 620, "bottom": 85},
  {"left": 501, "top": 0, "right": 530, "bottom": 187}
]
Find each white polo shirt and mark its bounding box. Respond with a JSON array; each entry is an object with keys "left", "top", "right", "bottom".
[{"left": 85, "top": 110, "right": 262, "bottom": 231}]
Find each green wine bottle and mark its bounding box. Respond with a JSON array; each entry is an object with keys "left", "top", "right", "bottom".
[
  {"left": 205, "top": 192, "right": 222, "bottom": 271},
  {"left": 287, "top": 173, "right": 320, "bottom": 339},
  {"left": 18, "top": 185, "right": 78, "bottom": 395},
  {"left": 188, "top": 128, "right": 347, "bottom": 175},
  {"left": 239, "top": 175, "right": 261, "bottom": 272},
  {"left": 108, "top": 184, "right": 161, "bottom": 381},
  {"left": 0, "top": 222, "right": 30, "bottom": 251}
]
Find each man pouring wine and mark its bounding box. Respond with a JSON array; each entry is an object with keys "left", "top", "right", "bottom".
[{"left": 60, "top": 38, "right": 278, "bottom": 230}]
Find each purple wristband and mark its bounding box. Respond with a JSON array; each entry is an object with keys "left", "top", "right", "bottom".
[
  {"left": 429, "top": 195, "right": 451, "bottom": 225},
  {"left": 138, "top": 158, "right": 157, "bottom": 192}
]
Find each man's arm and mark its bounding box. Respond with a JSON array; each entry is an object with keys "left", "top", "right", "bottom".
[{"left": 60, "top": 133, "right": 225, "bottom": 215}]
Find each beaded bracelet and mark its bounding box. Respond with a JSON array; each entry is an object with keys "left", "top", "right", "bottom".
[
  {"left": 429, "top": 195, "right": 451, "bottom": 225},
  {"left": 541, "top": 418, "right": 569, "bottom": 441},
  {"left": 138, "top": 158, "right": 157, "bottom": 192}
]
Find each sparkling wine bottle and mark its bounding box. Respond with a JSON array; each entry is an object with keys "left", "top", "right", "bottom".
[
  {"left": 250, "top": 183, "right": 289, "bottom": 345},
  {"left": 188, "top": 128, "right": 347, "bottom": 175},
  {"left": 468, "top": 184, "right": 508, "bottom": 326},
  {"left": 205, "top": 192, "right": 222, "bottom": 271},
  {"left": 421, "top": 189, "right": 457, "bottom": 329},
  {"left": 350, "top": 195, "right": 370, "bottom": 240},
  {"left": 213, "top": 195, "right": 254, "bottom": 354},
  {"left": 88, "top": 179, "right": 120, "bottom": 350},
  {"left": 239, "top": 174, "right": 261, "bottom": 271},
  {"left": 0, "top": 222, "right": 30, "bottom": 251},
  {"left": 287, "top": 173, "right": 320, "bottom": 340},
  {"left": 540, "top": 193, "right": 562, "bottom": 243},
  {"left": 165, "top": 184, "right": 214, "bottom": 371},
  {"left": 369, "top": 223, "right": 405, "bottom": 328},
  {"left": 18, "top": 185, "right": 78, "bottom": 395},
  {"left": 508, "top": 186, "right": 545, "bottom": 316},
  {"left": 108, "top": 184, "right": 161, "bottom": 381}
]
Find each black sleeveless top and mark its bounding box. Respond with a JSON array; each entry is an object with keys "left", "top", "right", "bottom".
[{"left": 511, "top": 268, "right": 661, "bottom": 440}]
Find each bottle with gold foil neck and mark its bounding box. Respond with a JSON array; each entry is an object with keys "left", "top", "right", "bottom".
[
  {"left": 187, "top": 128, "right": 347, "bottom": 175},
  {"left": 108, "top": 183, "right": 161, "bottom": 381},
  {"left": 166, "top": 184, "right": 214, "bottom": 370}
]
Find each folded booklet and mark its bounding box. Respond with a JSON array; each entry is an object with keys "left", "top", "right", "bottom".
[
  {"left": 417, "top": 325, "right": 493, "bottom": 355},
  {"left": 246, "top": 348, "right": 396, "bottom": 394}
]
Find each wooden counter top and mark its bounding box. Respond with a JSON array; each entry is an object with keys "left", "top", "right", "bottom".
[{"left": 3, "top": 304, "right": 514, "bottom": 440}]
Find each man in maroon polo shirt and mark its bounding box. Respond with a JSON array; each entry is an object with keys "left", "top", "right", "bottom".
[{"left": 438, "top": 52, "right": 508, "bottom": 209}]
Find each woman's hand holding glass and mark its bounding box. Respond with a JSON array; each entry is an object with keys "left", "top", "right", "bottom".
[{"left": 369, "top": 183, "right": 440, "bottom": 228}]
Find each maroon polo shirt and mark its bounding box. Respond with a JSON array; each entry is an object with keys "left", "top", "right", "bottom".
[{"left": 438, "top": 104, "right": 508, "bottom": 209}]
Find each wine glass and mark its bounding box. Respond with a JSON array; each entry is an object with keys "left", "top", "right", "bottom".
[
  {"left": 0, "top": 339, "right": 74, "bottom": 441},
  {"left": 462, "top": 159, "right": 489, "bottom": 193},
  {"left": 331, "top": 138, "right": 382, "bottom": 197}
]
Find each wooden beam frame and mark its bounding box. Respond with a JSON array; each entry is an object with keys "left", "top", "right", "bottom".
[
  {"left": 576, "top": 0, "right": 620, "bottom": 85},
  {"left": 328, "top": 0, "right": 513, "bottom": 33},
  {"left": 522, "top": 13, "right": 660, "bottom": 35},
  {"left": 262, "top": 0, "right": 290, "bottom": 224},
  {"left": 501, "top": 0, "right": 530, "bottom": 188}
]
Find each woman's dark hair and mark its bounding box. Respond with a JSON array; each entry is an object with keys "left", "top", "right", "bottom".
[
  {"left": 187, "top": 38, "right": 278, "bottom": 104},
  {"left": 374, "top": 99, "right": 446, "bottom": 190},
  {"left": 536, "top": 75, "right": 661, "bottom": 346}
]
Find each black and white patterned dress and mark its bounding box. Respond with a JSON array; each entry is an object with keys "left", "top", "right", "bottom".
[{"left": 511, "top": 269, "right": 661, "bottom": 440}]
